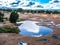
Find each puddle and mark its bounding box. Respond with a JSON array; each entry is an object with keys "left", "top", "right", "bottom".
[
  {"left": 51, "top": 35, "right": 58, "bottom": 39},
  {"left": 18, "top": 42, "right": 28, "bottom": 45},
  {"left": 18, "top": 25, "right": 53, "bottom": 37},
  {"left": 40, "top": 39, "right": 47, "bottom": 42},
  {"left": 18, "top": 21, "right": 53, "bottom": 37}
]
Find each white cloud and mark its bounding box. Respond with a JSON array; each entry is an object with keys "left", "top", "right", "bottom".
[{"left": 0, "top": 0, "right": 60, "bottom": 10}]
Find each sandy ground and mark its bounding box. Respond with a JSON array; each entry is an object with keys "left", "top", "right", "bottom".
[{"left": 0, "top": 12, "right": 60, "bottom": 45}]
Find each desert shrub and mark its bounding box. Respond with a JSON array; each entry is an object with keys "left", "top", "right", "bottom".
[
  {"left": 0, "top": 27, "right": 20, "bottom": 33},
  {"left": 17, "top": 8, "right": 23, "bottom": 12},
  {"left": 52, "top": 10, "right": 59, "bottom": 14},
  {"left": 0, "top": 12, "right": 4, "bottom": 22},
  {"left": 9, "top": 11, "right": 19, "bottom": 23},
  {"left": 45, "top": 10, "right": 52, "bottom": 14},
  {"left": 39, "top": 10, "right": 45, "bottom": 13}
]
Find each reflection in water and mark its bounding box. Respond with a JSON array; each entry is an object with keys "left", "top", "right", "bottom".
[
  {"left": 18, "top": 21, "right": 53, "bottom": 37},
  {"left": 40, "top": 39, "right": 47, "bottom": 42},
  {"left": 51, "top": 35, "right": 58, "bottom": 39},
  {"left": 18, "top": 26, "right": 53, "bottom": 37}
]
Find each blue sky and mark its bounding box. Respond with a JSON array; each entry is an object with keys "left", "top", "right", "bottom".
[
  {"left": 27, "top": 0, "right": 52, "bottom": 4},
  {"left": 32, "top": 0, "right": 52, "bottom": 4},
  {"left": 0, "top": 0, "right": 60, "bottom": 10}
]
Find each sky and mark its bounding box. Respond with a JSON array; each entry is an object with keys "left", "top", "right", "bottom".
[{"left": 0, "top": 0, "right": 60, "bottom": 10}]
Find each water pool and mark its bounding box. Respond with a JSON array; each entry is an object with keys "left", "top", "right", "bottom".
[{"left": 18, "top": 26, "right": 53, "bottom": 37}]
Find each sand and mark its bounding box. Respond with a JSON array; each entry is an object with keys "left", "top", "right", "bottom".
[{"left": 0, "top": 12, "right": 60, "bottom": 45}]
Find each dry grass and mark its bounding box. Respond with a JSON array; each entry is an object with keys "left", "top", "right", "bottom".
[{"left": 0, "top": 12, "right": 60, "bottom": 45}]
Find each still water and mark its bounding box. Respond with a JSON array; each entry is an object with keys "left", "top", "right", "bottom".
[{"left": 19, "top": 26, "right": 53, "bottom": 37}]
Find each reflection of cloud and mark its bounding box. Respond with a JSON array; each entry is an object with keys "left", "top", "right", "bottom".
[{"left": 18, "top": 21, "right": 40, "bottom": 33}]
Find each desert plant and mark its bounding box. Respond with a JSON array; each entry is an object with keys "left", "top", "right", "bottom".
[
  {"left": 9, "top": 11, "right": 19, "bottom": 23},
  {"left": 45, "top": 10, "right": 52, "bottom": 14},
  {"left": 52, "top": 10, "right": 59, "bottom": 14},
  {"left": 17, "top": 8, "right": 23, "bottom": 12},
  {"left": 0, "top": 27, "right": 20, "bottom": 33},
  {"left": 0, "top": 12, "right": 4, "bottom": 22},
  {"left": 40, "top": 10, "right": 45, "bottom": 13}
]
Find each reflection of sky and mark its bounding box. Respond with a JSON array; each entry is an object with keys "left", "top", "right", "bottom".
[
  {"left": 18, "top": 21, "right": 53, "bottom": 37},
  {"left": 19, "top": 26, "right": 53, "bottom": 37},
  {"left": 0, "top": 0, "right": 60, "bottom": 10}
]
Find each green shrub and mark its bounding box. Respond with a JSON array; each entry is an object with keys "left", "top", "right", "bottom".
[
  {"left": 17, "top": 8, "right": 23, "bottom": 12},
  {"left": 0, "top": 12, "right": 4, "bottom": 22},
  {"left": 0, "top": 27, "right": 20, "bottom": 33},
  {"left": 40, "top": 10, "right": 45, "bottom": 13},
  {"left": 45, "top": 10, "right": 52, "bottom": 14},
  {"left": 52, "top": 10, "right": 59, "bottom": 14},
  {"left": 9, "top": 11, "right": 19, "bottom": 23}
]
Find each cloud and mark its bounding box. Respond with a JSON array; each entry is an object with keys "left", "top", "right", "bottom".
[{"left": 0, "top": 0, "right": 60, "bottom": 10}]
